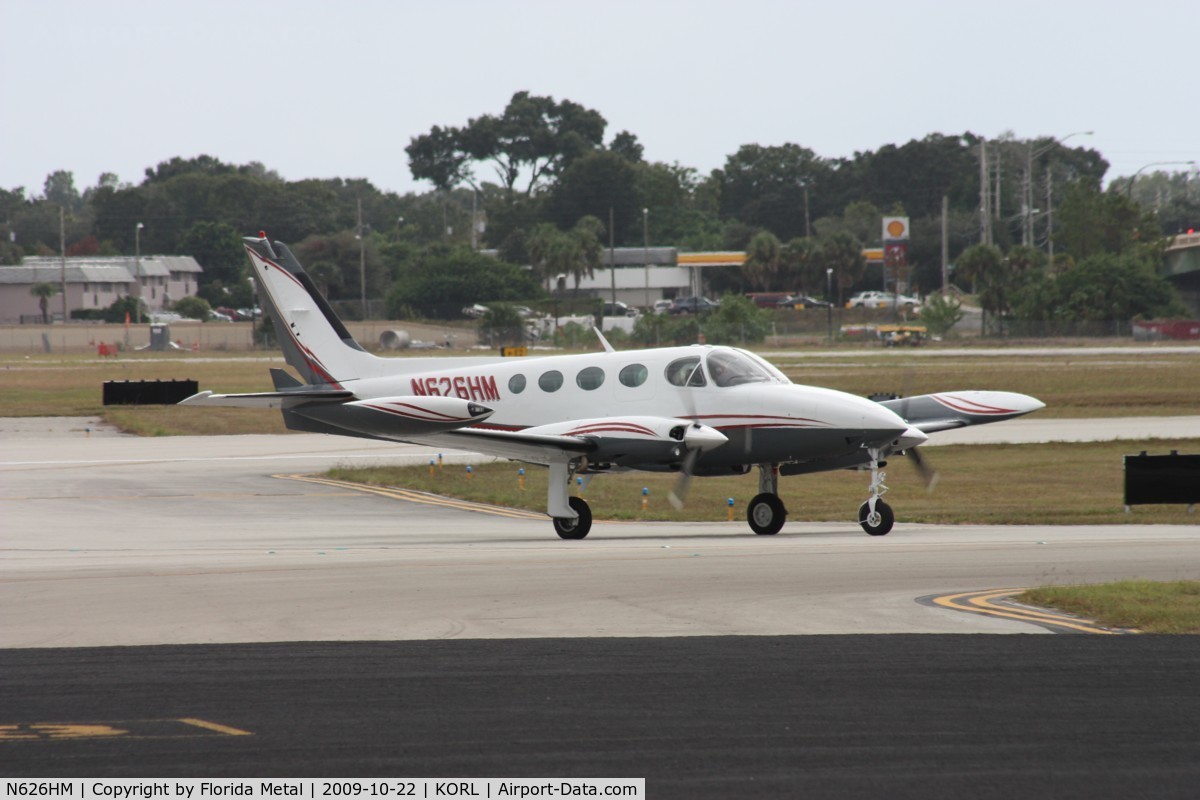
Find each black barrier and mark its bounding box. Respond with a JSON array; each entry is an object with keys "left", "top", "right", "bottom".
[
  {"left": 102, "top": 379, "right": 199, "bottom": 406},
  {"left": 1124, "top": 451, "right": 1200, "bottom": 510}
]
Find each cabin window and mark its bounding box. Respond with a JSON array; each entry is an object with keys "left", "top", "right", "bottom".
[
  {"left": 665, "top": 356, "right": 706, "bottom": 387},
  {"left": 508, "top": 374, "right": 526, "bottom": 394},
  {"left": 576, "top": 367, "right": 605, "bottom": 390},
  {"left": 619, "top": 363, "right": 648, "bottom": 388},
  {"left": 538, "top": 370, "right": 564, "bottom": 392},
  {"left": 705, "top": 350, "right": 775, "bottom": 388}
]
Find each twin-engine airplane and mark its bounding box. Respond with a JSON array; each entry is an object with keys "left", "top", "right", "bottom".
[{"left": 183, "top": 235, "right": 1044, "bottom": 539}]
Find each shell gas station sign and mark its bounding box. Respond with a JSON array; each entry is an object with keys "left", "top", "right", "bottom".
[{"left": 882, "top": 216, "right": 910, "bottom": 241}]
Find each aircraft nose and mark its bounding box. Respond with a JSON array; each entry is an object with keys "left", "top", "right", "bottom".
[
  {"left": 859, "top": 399, "right": 911, "bottom": 445},
  {"left": 683, "top": 423, "right": 728, "bottom": 451},
  {"left": 895, "top": 425, "right": 928, "bottom": 450}
]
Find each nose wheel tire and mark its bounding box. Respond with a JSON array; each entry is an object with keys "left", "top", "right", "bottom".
[
  {"left": 858, "top": 500, "right": 894, "bottom": 536},
  {"left": 553, "top": 496, "right": 592, "bottom": 539},
  {"left": 747, "top": 492, "right": 786, "bottom": 536}
]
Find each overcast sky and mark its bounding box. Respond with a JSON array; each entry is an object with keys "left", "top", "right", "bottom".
[{"left": 2, "top": 0, "right": 1195, "bottom": 199}]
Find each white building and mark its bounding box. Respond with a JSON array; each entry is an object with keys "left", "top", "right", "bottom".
[
  {"left": 547, "top": 248, "right": 746, "bottom": 307},
  {"left": 0, "top": 255, "right": 203, "bottom": 323}
]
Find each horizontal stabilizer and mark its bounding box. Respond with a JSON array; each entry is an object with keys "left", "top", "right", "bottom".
[{"left": 179, "top": 388, "right": 353, "bottom": 409}]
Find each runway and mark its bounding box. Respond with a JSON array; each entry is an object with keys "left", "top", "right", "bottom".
[{"left": 3, "top": 418, "right": 1199, "bottom": 793}]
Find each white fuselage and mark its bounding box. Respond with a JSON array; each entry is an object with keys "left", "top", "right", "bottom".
[{"left": 339, "top": 345, "right": 911, "bottom": 467}]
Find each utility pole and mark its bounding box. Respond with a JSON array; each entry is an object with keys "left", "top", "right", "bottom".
[
  {"left": 993, "top": 148, "right": 1002, "bottom": 235},
  {"left": 1046, "top": 166, "right": 1055, "bottom": 260},
  {"left": 979, "top": 140, "right": 992, "bottom": 245},
  {"left": 642, "top": 208, "right": 649, "bottom": 308},
  {"left": 804, "top": 184, "right": 811, "bottom": 238},
  {"left": 134, "top": 222, "right": 144, "bottom": 324},
  {"left": 608, "top": 207, "right": 616, "bottom": 308},
  {"left": 357, "top": 197, "right": 367, "bottom": 320},
  {"left": 59, "top": 206, "right": 67, "bottom": 323},
  {"left": 941, "top": 195, "right": 949, "bottom": 292}
]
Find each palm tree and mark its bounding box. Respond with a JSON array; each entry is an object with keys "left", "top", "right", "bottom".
[
  {"left": 569, "top": 216, "right": 605, "bottom": 296},
  {"left": 30, "top": 282, "right": 58, "bottom": 324},
  {"left": 818, "top": 233, "right": 865, "bottom": 306},
  {"left": 744, "top": 231, "right": 782, "bottom": 291}
]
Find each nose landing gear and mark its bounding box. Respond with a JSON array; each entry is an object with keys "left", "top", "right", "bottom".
[{"left": 859, "top": 448, "right": 894, "bottom": 535}]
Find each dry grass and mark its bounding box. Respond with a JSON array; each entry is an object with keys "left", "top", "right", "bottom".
[
  {"left": 768, "top": 353, "right": 1200, "bottom": 418},
  {"left": 1019, "top": 581, "right": 1200, "bottom": 633},
  {"left": 329, "top": 438, "right": 1200, "bottom": 526},
  {"left": 1, "top": 346, "right": 1196, "bottom": 435}
]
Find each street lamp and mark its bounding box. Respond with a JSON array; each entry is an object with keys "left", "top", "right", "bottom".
[
  {"left": 825, "top": 268, "right": 833, "bottom": 342},
  {"left": 134, "top": 222, "right": 144, "bottom": 324},
  {"left": 1027, "top": 130, "right": 1092, "bottom": 251},
  {"left": 642, "top": 208, "right": 649, "bottom": 308},
  {"left": 1126, "top": 161, "right": 1197, "bottom": 198}
]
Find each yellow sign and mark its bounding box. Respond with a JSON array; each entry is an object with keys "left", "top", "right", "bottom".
[{"left": 500, "top": 346, "right": 528, "bottom": 357}]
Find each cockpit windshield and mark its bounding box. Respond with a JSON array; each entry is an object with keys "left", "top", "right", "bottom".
[{"left": 705, "top": 349, "right": 777, "bottom": 387}]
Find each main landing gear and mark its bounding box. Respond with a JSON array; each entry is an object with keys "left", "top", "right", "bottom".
[
  {"left": 553, "top": 496, "right": 592, "bottom": 540},
  {"left": 549, "top": 460, "right": 593, "bottom": 539},
  {"left": 747, "top": 464, "right": 787, "bottom": 535}
]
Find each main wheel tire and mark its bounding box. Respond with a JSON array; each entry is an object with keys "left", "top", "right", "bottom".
[
  {"left": 858, "top": 500, "right": 894, "bottom": 536},
  {"left": 553, "top": 496, "right": 592, "bottom": 540},
  {"left": 747, "top": 492, "right": 786, "bottom": 535}
]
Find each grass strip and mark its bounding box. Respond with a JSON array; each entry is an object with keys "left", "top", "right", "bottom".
[{"left": 1018, "top": 581, "right": 1200, "bottom": 634}]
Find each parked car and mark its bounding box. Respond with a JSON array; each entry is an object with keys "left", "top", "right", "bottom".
[
  {"left": 779, "top": 294, "right": 833, "bottom": 309},
  {"left": 744, "top": 292, "right": 793, "bottom": 308},
  {"left": 600, "top": 301, "right": 639, "bottom": 318},
  {"left": 846, "top": 291, "right": 921, "bottom": 310},
  {"left": 652, "top": 299, "right": 673, "bottom": 315},
  {"left": 669, "top": 296, "right": 720, "bottom": 314},
  {"left": 462, "top": 303, "right": 489, "bottom": 319}
]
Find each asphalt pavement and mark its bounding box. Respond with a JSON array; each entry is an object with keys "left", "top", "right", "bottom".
[{"left": 4, "top": 636, "right": 1200, "bottom": 799}]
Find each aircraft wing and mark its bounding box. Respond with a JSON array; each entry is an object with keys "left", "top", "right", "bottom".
[
  {"left": 876, "top": 391, "right": 1045, "bottom": 433},
  {"left": 419, "top": 427, "right": 597, "bottom": 464},
  {"left": 413, "top": 415, "right": 726, "bottom": 467}
]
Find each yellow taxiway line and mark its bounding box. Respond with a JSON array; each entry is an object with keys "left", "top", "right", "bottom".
[{"left": 931, "top": 588, "right": 1138, "bottom": 634}]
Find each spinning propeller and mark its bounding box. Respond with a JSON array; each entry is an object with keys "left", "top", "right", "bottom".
[
  {"left": 668, "top": 359, "right": 714, "bottom": 510},
  {"left": 893, "top": 386, "right": 939, "bottom": 491}
]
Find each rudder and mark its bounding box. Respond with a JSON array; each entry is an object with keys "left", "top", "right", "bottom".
[{"left": 244, "top": 236, "right": 379, "bottom": 386}]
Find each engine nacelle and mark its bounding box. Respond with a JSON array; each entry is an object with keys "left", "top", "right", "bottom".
[{"left": 293, "top": 395, "right": 493, "bottom": 439}]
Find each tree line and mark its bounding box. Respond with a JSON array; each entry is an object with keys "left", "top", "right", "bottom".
[{"left": 1, "top": 91, "right": 1194, "bottom": 324}]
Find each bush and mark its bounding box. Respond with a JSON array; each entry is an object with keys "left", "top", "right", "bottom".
[
  {"left": 919, "top": 292, "right": 964, "bottom": 336},
  {"left": 479, "top": 304, "right": 525, "bottom": 346},
  {"left": 702, "top": 295, "right": 771, "bottom": 344},
  {"left": 173, "top": 295, "right": 212, "bottom": 321}
]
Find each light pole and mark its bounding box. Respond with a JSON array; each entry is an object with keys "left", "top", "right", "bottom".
[
  {"left": 1027, "top": 130, "right": 1092, "bottom": 251},
  {"left": 825, "top": 268, "right": 833, "bottom": 342},
  {"left": 1126, "top": 161, "right": 1197, "bottom": 198},
  {"left": 642, "top": 208, "right": 649, "bottom": 308},
  {"left": 356, "top": 197, "right": 368, "bottom": 320},
  {"left": 134, "top": 222, "right": 144, "bottom": 324}
]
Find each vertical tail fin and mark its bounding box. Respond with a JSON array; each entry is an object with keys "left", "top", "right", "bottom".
[{"left": 244, "top": 236, "right": 378, "bottom": 386}]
